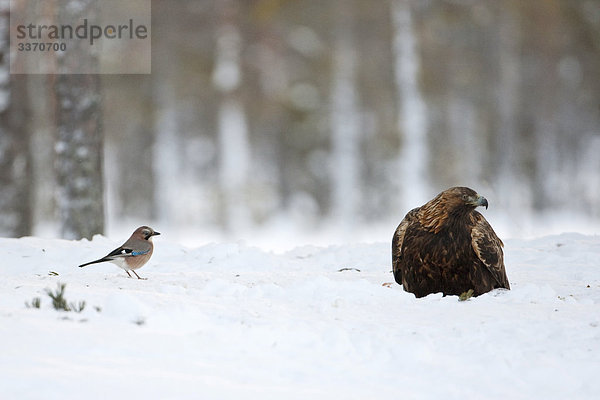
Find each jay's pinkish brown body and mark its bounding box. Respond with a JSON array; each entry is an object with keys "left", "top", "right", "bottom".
[{"left": 79, "top": 226, "right": 160, "bottom": 279}]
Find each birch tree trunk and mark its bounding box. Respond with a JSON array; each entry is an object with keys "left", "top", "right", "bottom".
[
  {"left": 213, "top": 0, "right": 251, "bottom": 232},
  {"left": 495, "top": 4, "right": 528, "bottom": 213},
  {"left": 0, "top": 2, "right": 32, "bottom": 237},
  {"left": 391, "top": 0, "right": 429, "bottom": 209},
  {"left": 54, "top": 0, "right": 104, "bottom": 239},
  {"left": 330, "top": 1, "right": 361, "bottom": 228}
]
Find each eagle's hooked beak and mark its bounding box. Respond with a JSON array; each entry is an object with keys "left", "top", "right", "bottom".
[
  {"left": 467, "top": 194, "right": 488, "bottom": 209},
  {"left": 475, "top": 195, "right": 488, "bottom": 210}
]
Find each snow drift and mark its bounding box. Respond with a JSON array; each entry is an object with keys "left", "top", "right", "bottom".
[{"left": 1, "top": 233, "right": 599, "bottom": 399}]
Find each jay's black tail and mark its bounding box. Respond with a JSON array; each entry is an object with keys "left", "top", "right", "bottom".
[{"left": 78, "top": 258, "right": 110, "bottom": 268}]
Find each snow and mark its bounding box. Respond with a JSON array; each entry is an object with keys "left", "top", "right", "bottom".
[{"left": 1, "top": 232, "right": 599, "bottom": 399}]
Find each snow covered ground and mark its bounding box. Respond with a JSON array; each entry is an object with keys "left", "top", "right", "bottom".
[{"left": 1, "top": 232, "right": 599, "bottom": 399}]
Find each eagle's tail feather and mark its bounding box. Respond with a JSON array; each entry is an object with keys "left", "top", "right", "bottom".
[{"left": 393, "top": 267, "right": 403, "bottom": 286}]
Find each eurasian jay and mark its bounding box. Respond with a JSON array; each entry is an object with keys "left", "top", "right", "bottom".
[{"left": 78, "top": 226, "right": 160, "bottom": 279}]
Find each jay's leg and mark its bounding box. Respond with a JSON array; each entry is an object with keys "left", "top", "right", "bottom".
[{"left": 132, "top": 270, "right": 146, "bottom": 280}]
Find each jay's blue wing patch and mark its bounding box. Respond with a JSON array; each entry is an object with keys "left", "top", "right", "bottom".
[{"left": 105, "top": 247, "right": 148, "bottom": 258}]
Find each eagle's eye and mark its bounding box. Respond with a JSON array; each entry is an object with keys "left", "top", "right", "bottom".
[{"left": 461, "top": 194, "right": 469, "bottom": 201}]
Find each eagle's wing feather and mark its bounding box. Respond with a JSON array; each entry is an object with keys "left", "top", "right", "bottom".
[
  {"left": 392, "top": 208, "right": 418, "bottom": 285},
  {"left": 471, "top": 214, "right": 510, "bottom": 289}
]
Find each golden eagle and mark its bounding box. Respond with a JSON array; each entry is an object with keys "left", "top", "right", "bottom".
[{"left": 392, "top": 187, "right": 510, "bottom": 298}]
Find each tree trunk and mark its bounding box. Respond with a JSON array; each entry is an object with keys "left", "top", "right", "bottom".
[
  {"left": 330, "top": 0, "right": 361, "bottom": 228},
  {"left": 0, "top": 3, "right": 32, "bottom": 237},
  {"left": 391, "top": 0, "right": 429, "bottom": 209},
  {"left": 213, "top": 0, "right": 251, "bottom": 232},
  {"left": 54, "top": 0, "right": 104, "bottom": 239}
]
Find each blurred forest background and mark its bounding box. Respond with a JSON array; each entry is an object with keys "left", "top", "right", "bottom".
[{"left": 1, "top": 0, "right": 600, "bottom": 247}]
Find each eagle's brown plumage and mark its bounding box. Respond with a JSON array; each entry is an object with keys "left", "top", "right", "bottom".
[{"left": 392, "top": 187, "right": 510, "bottom": 298}]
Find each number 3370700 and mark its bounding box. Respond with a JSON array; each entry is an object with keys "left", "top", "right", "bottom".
[{"left": 17, "top": 42, "right": 66, "bottom": 51}]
